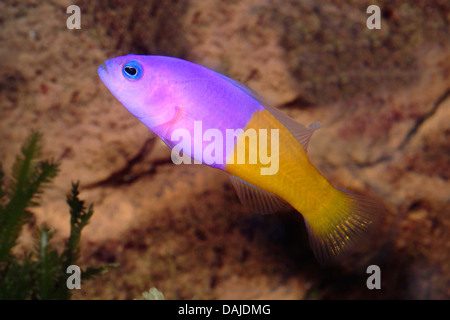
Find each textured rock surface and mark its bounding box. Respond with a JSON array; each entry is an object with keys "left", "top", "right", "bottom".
[{"left": 0, "top": 0, "right": 449, "bottom": 299}]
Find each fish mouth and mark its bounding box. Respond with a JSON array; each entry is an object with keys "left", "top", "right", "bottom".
[
  {"left": 98, "top": 63, "right": 110, "bottom": 87},
  {"left": 98, "top": 63, "right": 108, "bottom": 76}
]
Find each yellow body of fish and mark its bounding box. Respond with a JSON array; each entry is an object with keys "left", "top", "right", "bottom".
[{"left": 225, "top": 109, "right": 378, "bottom": 265}]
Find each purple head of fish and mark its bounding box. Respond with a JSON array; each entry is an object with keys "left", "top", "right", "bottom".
[
  {"left": 98, "top": 54, "right": 216, "bottom": 126},
  {"left": 99, "top": 54, "right": 181, "bottom": 123},
  {"left": 98, "top": 54, "right": 262, "bottom": 165}
]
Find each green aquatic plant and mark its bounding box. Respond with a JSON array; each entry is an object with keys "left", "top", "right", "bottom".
[{"left": 0, "top": 131, "right": 117, "bottom": 299}]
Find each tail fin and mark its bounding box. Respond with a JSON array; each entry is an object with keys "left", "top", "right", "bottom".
[{"left": 303, "top": 188, "right": 382, "bottom": 266}]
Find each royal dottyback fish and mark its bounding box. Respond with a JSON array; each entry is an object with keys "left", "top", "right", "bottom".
[{"left": 98, "top": 54, "right": 382, "bottom": 265}]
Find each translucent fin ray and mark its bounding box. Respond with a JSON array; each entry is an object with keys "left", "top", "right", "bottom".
[
  {"left": 303, "top": 189, "right": 383, "bottom": 266},
  {"left": 264, "top": 104, "right": 322, "bottom": 151},
  {"left": 229, "top": 175, "right": 291, "bottom": 215}
]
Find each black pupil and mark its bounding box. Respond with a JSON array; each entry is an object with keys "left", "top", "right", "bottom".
[{"left": 125, "top": 66, "right": 137, "bottom": 76}]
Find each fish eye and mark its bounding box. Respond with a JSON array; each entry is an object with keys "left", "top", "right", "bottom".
[{"left": 122, "top": 60, "right": 143, "bottom": 81}]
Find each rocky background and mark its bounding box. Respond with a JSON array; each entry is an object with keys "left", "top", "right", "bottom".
[{"left": 0, "top": 0, "right": 449, "bottom": 299}]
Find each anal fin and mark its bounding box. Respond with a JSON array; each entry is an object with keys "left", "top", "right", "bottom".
[{"left": 229, "top": 175, "right": 291, "bottom": 215}]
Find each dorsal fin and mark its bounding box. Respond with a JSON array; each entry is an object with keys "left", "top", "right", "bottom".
[
  {"left": 264, "top": 104, "right": 322, "bottom": 151},
  {"left": 216, "top": 71, "right": 321, "bottom": 151},
  {"left": 229, "top": 175, "right": 291, "bottom": 215}
]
